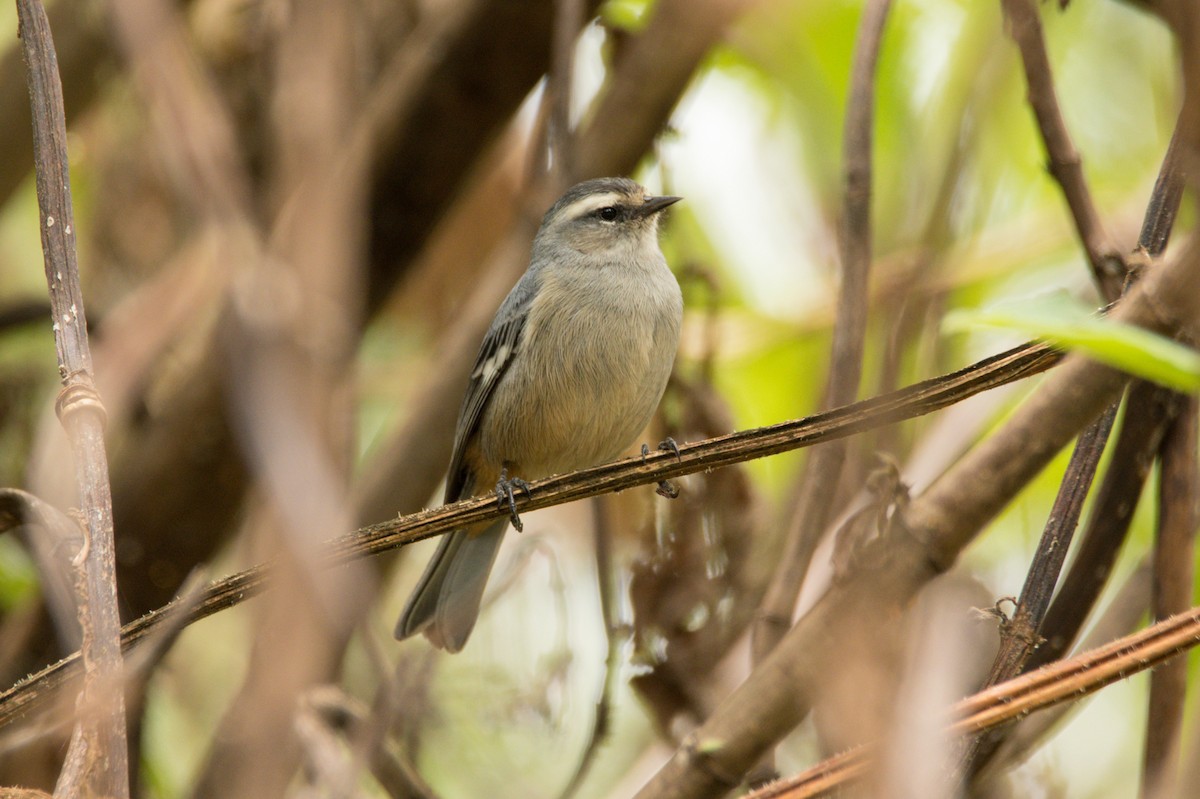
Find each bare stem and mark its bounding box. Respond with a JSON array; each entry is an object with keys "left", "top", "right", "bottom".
[
  {"left": 14, "top": 0, "right": 128, "bottom": 795},
  {"left": 1001, "top": 0, "right": 1128, "bottom": 298}
]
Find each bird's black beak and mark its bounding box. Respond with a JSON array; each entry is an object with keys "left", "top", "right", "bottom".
[{"left": 635, "top": 194, "right": 683, "bottom": 218}]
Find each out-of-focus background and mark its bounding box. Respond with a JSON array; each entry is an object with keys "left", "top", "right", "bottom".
[{"left": 0, "top": 0, "right": 1187, "bottom": 797}]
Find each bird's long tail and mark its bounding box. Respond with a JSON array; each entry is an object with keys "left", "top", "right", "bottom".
[{"left": 394, "top": 518, "right": 507, "bottom": 652}]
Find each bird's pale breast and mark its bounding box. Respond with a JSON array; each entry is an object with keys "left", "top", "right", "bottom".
[{"left": 477, "top": 263, "right": 682, "bottom": 479}]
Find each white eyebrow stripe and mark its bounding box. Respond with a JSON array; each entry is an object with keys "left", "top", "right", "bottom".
[{"left": 560, "top": 192, "right": 627, "bottom": 220}]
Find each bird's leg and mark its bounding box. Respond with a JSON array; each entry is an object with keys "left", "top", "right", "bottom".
[
  {"left": 495, "top": 467, "right": 532, "bottom": 532},
  {"left": 641, "top": 438, "right": 682, "bottom": 499}
]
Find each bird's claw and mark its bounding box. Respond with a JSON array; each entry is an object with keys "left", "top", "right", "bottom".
[
  {"left": 641, "top": 438, "right": 682, "bottom": 499},
  {"left": 495, "top": 468, "right": 531, "bottom": 532},
  {"left": 641, "top": 437, "right": 682, "bottom": 463}
]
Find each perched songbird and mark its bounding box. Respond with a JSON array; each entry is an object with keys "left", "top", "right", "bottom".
[{"left": 395, "top": 177, "right": 683, "bottom": 651}]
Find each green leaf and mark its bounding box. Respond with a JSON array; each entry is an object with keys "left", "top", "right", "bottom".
[
  {"left": 601, "top": 0, "right": 655, "bottom": 31},
  {"left": 944, "top": 292, "right": 1200, "bottom": 392}
]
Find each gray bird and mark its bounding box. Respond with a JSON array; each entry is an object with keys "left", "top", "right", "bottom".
[{"left": 395, "top": 177, "right": 683, "bottom": 651}]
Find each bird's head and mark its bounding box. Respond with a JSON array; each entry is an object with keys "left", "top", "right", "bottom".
[{"left": 534, "top": 177, "right": 681, "bottom": 262}]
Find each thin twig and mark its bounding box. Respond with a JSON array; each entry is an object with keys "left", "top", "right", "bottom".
[
  {"left": 1139, "top": 127, "right": 1192, "bottom": 799},
  {"left": 983, "top": 402, "right": 1118, "bottom": 684},
  {"left": 15, "top": 0, "right": 128, "bottom": 796},
  {"left": 1138, "top": 120, "right": 1186, "bottom": 258},
  {"left": 751, "top": 0, "right": 893, "bottom": 682},
  {"left": 1001, "top": 0, "right": 1128, "bottom": 298}
]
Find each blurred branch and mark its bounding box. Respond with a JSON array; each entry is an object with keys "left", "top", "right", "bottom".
[
  {"left": 0, "top": 0, "right": 114, "bottom": 209},
  {"left": 1143, "top": 401, "right": 1197, "bottom": 798},
  {"left": 366, "top": 0, "right": 601, "bottom": 310},
  {"left": 0, "top": 336, "right": 1061, "bottom": 730},
  {"left": 14, "top": 0, "right": 128, "bottom": 795},
  {"left": 574, "top": 0, "right": 761, "bottom": 179},
  {"left": 186, "top": 0, "right": 370, "bottom": 794},
  {"left": 548, "top": 0, "right": 583, "bottom": 182},
  {"left": 748, "top": 596, "right": 1200, "bottom": 799},
  {"left": 752, "top": 0, "right": 893, "bottom": 686},
  {"left": 299, "top": 688, "right": 437, "bottom": 799},
  {"left": 71, "top": 0, "right": 265, "bottom": 640},
  {"left": 0, "top": 300, "right": 51, "bottom": 333},
  {"left": 1001, "top": 0, "right": 1129, "bottom": 299},
  {"left": 106, "top": 0, "right": 255, "bottom": 222}
]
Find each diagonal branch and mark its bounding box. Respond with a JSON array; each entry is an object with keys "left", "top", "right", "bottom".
[
  {"left": 0, "top": 337, "right": 1059, "bottom": 732},
  {"left": 980, "top": 402, "right": 1117, "bottom": 686}
]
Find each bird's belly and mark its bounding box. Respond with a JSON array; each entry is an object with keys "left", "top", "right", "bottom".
[{"left": 477, "top": 305, "right": 677, "bottom": 479}]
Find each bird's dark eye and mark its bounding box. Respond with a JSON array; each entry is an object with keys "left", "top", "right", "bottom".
[{"left": 598, "top": 206, "right": 619, "bottom": 221}]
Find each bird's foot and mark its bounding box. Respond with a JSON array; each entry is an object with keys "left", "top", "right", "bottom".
[
  {"left": 641, "top": 438, "right": 682, "bottom": 499},
  {"left": 655, "top": 480, "right": 680, "bottom": 499},
  {"left": 495, "top": 468, "right": 532, "bottom": 532}
]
